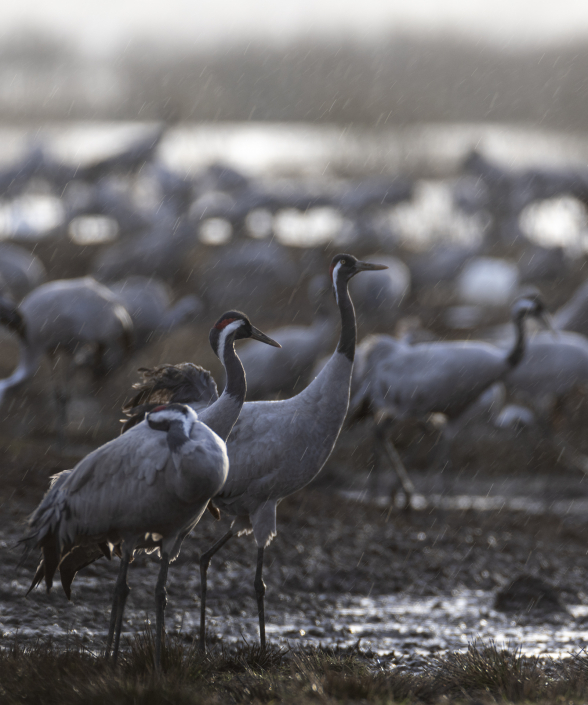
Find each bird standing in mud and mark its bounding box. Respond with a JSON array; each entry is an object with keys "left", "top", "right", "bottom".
[
  {"left": 350, "top": 291, "right": 551, "bottom": 502},
  {"left": 21, "top": 403, "right": 228, "bottom": 668}
]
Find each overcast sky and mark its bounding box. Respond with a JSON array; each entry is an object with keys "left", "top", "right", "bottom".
[{"left": 2, "top": 0, "right": 587, "bottom": 55}]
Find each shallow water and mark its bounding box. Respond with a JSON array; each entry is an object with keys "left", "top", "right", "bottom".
[
  {"left": 343, "top": 490, "right": 588, "bottom": 517},
  {"left": 3, "top": 121, "right": 588, "bottom": 176}
]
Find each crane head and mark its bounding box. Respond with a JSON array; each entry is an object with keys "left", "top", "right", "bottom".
[
  {"left": 329, "top": 253, "right": 388, "bottom": 298},
  {"left": 209, "top": 310, "right": 280, "bottom": 360},
  {"left": 511, "top": 289, "right": 555, "bottom": 334},
  {"left": 146, "top": 403, "right": 197, "bottom": 433}
]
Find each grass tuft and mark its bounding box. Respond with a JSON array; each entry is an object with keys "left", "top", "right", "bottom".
[
  {"left": 430, "top": 640, "right": 545, "bottom": 701},
  {"left": 5, "top": 634, "right": 588, "bottom": 704}
]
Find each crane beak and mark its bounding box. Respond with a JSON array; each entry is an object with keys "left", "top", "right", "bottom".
[
  {"left": 250, "top": 326, "right": 281, "bottom": 348},
  {"left": 355, "top": 261, "right": 388, "bottom": 272}
]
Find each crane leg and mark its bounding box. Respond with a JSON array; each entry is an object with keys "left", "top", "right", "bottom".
[
  {"left": 254, "top": 547, "right": 266, "bottom": 650},
  {"left": 383, "top": 438, "right": 416, "bottom": 505},
  {"left": 106, "top": 553, "right": 131, "bottom": 664},
  {"left": 373, "top": 418, "right": 415, "bottom": 509},
  {"left": 49, "top": 353, "right": 69, "bottom": 448},
  {"left": 198, "top": 529, "right": 234, "bottom": 652},
  {"left": 154, "top": 553, "right": 170, "bottom": 670}
]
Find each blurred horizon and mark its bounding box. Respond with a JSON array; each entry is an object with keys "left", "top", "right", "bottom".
[{"left": 1, "top": 28, "right": 588, "bottom": 128}]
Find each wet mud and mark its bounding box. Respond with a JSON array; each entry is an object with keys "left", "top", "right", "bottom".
[{"left": 3, "top": 447, "right": 588, "bottom": 668}]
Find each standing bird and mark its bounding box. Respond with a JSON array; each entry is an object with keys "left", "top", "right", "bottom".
[
  {"left": 350, "top": 292, "right": 550, "bottom": 499},
  {"left": 0, "top": 277, "right": 133, "bottom": 420},
  {"left": 27, "top": 311, "right": 281, "bottom": 602},
  {"left": 119, "top": 254, "right": 387, "bottom": 650},
  {"left": 22, "top": 403, "right": 228, "bottom": 668}
]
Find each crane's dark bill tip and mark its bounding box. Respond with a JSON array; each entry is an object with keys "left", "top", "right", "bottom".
[{"left": 250, "top": 326, "right": 281, "bottom": 348}]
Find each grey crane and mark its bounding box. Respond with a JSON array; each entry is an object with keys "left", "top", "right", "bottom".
[
  {"left": 235, "top": 275, "right": 337, "bottom": 399},
  {"left": 26, "top": 311, "right": 281, "bottom": 601},
  {"left": 350, "top": 292, "right": 549, "bottom": 500},
  {"left": 119, "top": 253, "right": 387, "bottom": 650},
  {"left": 22, "top": 403, "right": 228, "bottom": 668},
  {"left": 107, "top": 276, "right": 203, "bottom": 346},
  {"left": 0, "top": 277, "right": 133, "bottom": 415}
]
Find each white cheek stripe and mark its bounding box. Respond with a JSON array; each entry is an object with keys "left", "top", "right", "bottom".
[
  {"left": 148, "top": 407, "right": 197, "bottom": 435},
  {"left": 218, "top": 319, "right": 245, "bottom": 362},
  {"left": 332, "top": 261, "right": 343, "bottom": 305}
]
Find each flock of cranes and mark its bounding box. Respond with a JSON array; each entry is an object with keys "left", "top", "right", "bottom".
[{"left": 5, "top": 127, "right": 588, "bottom": 667}]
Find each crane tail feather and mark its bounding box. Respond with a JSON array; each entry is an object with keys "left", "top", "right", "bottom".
[
  {"left": 41, "top": 535, "right": 60, "bottom": 593},
  {"left": 26, "top": 560, "right": 45, "bottom": 596}
]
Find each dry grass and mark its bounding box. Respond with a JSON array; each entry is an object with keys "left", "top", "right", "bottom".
[{"left": 4, "top": 633, "right": 588, "bottom": 704}]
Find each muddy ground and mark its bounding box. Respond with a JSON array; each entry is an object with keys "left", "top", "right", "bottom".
[{"left": 3, "top": 427, "right": 588, "bottom": 670}]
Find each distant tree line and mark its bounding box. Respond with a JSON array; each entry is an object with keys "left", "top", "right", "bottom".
[{"left": 0, "top": 31, "right": 586, "bottom": 128}]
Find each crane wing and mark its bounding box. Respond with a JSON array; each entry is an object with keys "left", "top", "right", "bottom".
[
  {"left": 65, "top": 421, "right": 170, "bottom": 495},
  {"left": 216, "top": 395, "right": 332, "bottom": 510},
  {"left": 215, "top": 403, "right": 280, "bottom": 500}
]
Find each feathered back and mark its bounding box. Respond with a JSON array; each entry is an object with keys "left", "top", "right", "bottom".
[{"left": 121, "top": 363, "right": 218, "bottom": 432}]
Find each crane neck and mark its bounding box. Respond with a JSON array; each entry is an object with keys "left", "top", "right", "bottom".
[
  {"left": 506, "top": 312, "right": 527, "bottom": 368},
  {"left": 201, "top": 336, "right": 246, "bottom": 442},
  {"left": 334, "top": 274, "right": 356, "bottom": 363},
  {"left": 221, "top": 337, "right": 246, "bottom": 402}
]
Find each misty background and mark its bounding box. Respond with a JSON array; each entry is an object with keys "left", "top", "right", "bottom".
[{"left": 1, "top": 1, "right": 588, "bottom": 128}]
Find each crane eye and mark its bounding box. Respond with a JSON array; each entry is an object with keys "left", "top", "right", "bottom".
[{"left": 341, "top": 259, "right": 347, "bottom": 265}]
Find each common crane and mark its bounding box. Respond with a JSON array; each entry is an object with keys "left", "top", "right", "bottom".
[
  {"left": 350, "top": 292, "right": 549, "bottom": 501},
  {"left": 22, "top": 403, "right": 228, "bottom": 668}
]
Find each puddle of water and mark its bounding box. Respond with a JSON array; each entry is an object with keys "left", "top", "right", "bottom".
[
  {"left": 193, "top": 591, "right": 588, "bottom": 660},
  {"left": 341, "top": 490, "right": 588, "bottom": 517}
]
